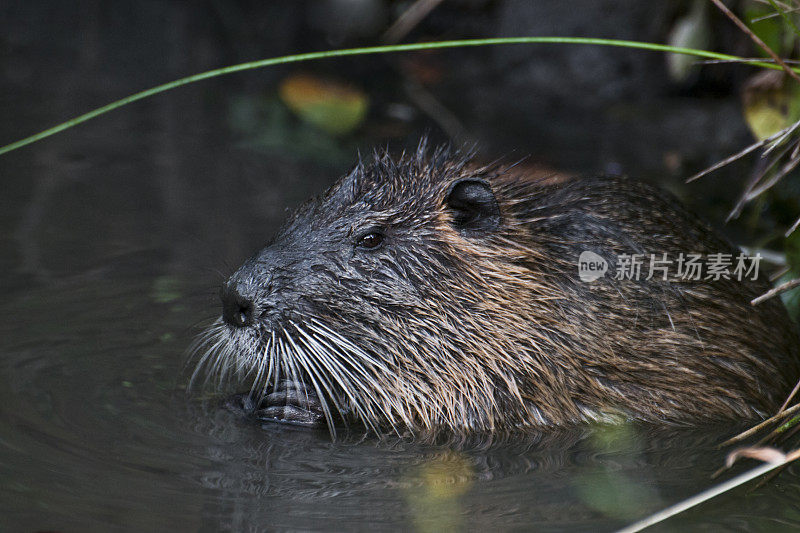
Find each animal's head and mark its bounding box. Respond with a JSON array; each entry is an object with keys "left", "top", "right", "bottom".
[{"left": 193, "top": 143, "right": 562, "bottom": 436}]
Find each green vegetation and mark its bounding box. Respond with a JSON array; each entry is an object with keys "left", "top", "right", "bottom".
[{"left": 0, "top": 37, "right": 786, "bottom": 157}]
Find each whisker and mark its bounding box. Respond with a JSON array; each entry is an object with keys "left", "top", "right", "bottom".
[
  {"left": 248, "top": 335, "right": 271, "bottom": 400},
  {"left": 304, "top": 320, "right": 407, "bottom": 434},
  {"left": 279, "top": 331, "right": 308, "bottom": 408},
  {"left": 189, "top": 313, "right": 414, "bottom": 437},
  {"left": 294, "top": 325, "right": 386, "bottom": 435},
  {"left": 286, "top": 325, "right": 338, "bottom": 438}
]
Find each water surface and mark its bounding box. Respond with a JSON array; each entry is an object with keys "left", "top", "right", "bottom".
[{"left": 2, "top": 2, "right": 800, "bottom": 531}]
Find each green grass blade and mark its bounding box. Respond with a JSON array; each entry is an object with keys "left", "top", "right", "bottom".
[
  {"left": 765, "top": 0, "right": 800, "bottom": 39},
  {"left": 0, "top": 37, "right": 787, "bottom": 156}
]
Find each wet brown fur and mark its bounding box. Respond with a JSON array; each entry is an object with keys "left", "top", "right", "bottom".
[{"left": 201, "top": 142, "right": 800, "bottom": 436}]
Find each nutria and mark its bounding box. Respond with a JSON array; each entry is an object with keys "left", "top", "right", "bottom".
[{"left": 193, "top": 142, "right": 800, "bottom": 437}]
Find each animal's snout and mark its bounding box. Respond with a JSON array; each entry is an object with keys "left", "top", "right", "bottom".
[{"left": 221, "top": 281, "right": 257, "bottom": 328}]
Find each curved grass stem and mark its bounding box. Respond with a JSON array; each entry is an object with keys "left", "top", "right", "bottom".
[{"left": 0, "top": 37, "right": 788, "bottom": 157}]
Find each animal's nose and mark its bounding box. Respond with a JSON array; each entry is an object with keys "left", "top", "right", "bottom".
[{"left": 220, "top": 282, "right": 256, "bottom": 328}]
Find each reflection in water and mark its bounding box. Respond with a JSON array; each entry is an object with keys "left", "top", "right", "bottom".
[
  {"left": 572, "top": 425, "right": 661, "bottom": 522},
  {"left": 1, "top": 272, "right": 799, "bottom": 530},
  {"left": 403, "top": 451, "right": 474, "bottom": 533}
]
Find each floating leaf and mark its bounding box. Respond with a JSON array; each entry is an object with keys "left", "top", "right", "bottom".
[
  {"left": 742, "top": 70, "right": 800, "bottom": 140},
  {"left": 279, "top": 73, "right": 368, "bottom": 136}
]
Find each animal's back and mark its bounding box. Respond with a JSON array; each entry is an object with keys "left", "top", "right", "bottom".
[{"left": 517, "top": 175, "right": 800, "bottom": 422}]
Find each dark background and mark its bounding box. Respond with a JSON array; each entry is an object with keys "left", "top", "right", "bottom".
[{"left": 0, "top": 0, "right": 767, "bottom": 294}]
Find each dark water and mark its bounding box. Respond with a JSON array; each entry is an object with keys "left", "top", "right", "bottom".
[
  {"left": 3, "top": 124, "right": 800, "bottom": 533},
  {"left": 1, "top": 262, "right": 799, "bottom": 533},
  {"left": 3, "top": 1, "right": 800, "bottom": 531},
  {"left": 2, "top": 267, "right": 800, "bottom": 532}
]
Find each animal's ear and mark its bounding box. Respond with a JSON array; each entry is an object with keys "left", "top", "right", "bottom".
[{"left": 445, "top": 178, "right": 501, "bottom": 235}]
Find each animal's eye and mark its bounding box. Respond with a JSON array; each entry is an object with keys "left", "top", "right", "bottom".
[{"left": 356, "top": 231, "right": 384, "bottom": 250}]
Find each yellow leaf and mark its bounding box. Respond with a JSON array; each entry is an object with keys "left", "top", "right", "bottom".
[
  {"left": 742, "top": 70, "right": 800, "bottom": 141},
  {"left": 279, "top": 73, "right": 368, "bottom": 136}
]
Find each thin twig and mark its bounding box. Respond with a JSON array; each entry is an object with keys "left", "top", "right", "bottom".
[
  {"left": 616, "top": 448, "right": 800, "bottom": 533},
  {"left": 753, "top": 0, "right": 797, "bottom": 10},
  {"left": 766, "top": 0, "right": 800, "bottom": 39},
  {"left": 786, "top": 215, "right": 800, "bottom": 237},
  {"left": 383, "top": 0, "right": 445, "bottom": 44},
  {"left": 779, "top": 380, "right": 800, "bottom": 412},
  {"left": 686, "top": 139, "right": 767, "bottom": 182},
  {"left": 745, "top": 149, "right": 800, "bottom": 199},
  {"left": 763, "top": 118, "right": 800, "bottom": 156},
  {"left": 697, "top": 58, "right": 800, "bottom": 64},
  {"left": 403, "top": 79, "right": 467, "bottom": 140},
  {"left": 753, "top": 415, "right": 800, "bottom": 449},
  {"left": 719, "top": 402, "right": 800, "bottom": 447},
  {"left": 752, "top": 6, "right": 800, "bottom": 24},
  {"left": 778, "top": 415, "right": 800, "bottom": 442},
  {"left": 727, "top": 140, "right": 796, "bottom": 220},
  {"left": 751, "top": 276, "right": 800, "bottom": 304},
  {"left": 753, "top": 0, "right": 796, "bottom": 9},
  {"left": 770, "top": 264, "right": 791, "bottom": 281},
  {"left": 710, "top": 0, "right": 800, "bottom": 83},
  {"left": 686, "top": 119, "right": 800, "bottom": 183}
]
